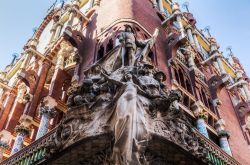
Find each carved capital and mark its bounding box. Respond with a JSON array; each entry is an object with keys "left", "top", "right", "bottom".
[
  {"left": 15, "top": 124, "right": 30, "bottom": 136},
  {"left": 27, "top": 38, "right": 39, "bottom": 49},
  {"left": 191, "top": 101, "right": 207, "bottom": 119},
  {"left": 217, "top": 130, "right": 230, "bottom": 139},
  {"left": 19, "top": 114, "right": 33, "bottom": 128},
  {"left": 40, "top": 106, "right": 56, "bottom": 118},
  {"left": 171, "top": 2, "right": 181, "bottom": 14},
  {"left": 215, "top": 119, "right": 226, "bottom": 133},
  {"left": 0, "top": 141, "right": 9, "bottom": 150}
]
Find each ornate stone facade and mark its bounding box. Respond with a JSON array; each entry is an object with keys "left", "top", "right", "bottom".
[{"left": 0, "top": 0, "right": 250, "bottom": 165}]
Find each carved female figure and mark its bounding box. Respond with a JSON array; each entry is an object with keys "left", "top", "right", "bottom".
[{"left": 101, "top": 70, "right": 151, "bottom": 164}]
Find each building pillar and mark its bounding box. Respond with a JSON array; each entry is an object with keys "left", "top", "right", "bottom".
[
  {"left": 192, "top": 101, "right": 209, "bottom": 138},
  {"left": 209, "top": 37, "right": 226, "bottom": 75},
  {"left": 11, "top": 125, "right": 30, "bottom": 155},
  {"left": 215, "top": 56, "right": 226, "bottom": 75},
  {"left": 0, "top": 91, "right": 16, "bottom": 130},
  {"left": 67, "top": 9, "right": 77, "bottom": 29},
  {"left": 172, "top": 2, "right": 185, "bottom": 38},
  {"left": 235, "top": 70, "right": 250, "bottom": 101},
  {"left": 53, "top": 22, "right": 63, "bottom": 42},
  {"left": 36, "top": 97, "right": 57, "bottom": 139},
  {"left": 193, "top": 31, "right": 202, "bottom": 52},
  {"left": 186, "top": 26, "right": 195, "bottom": 46},
  {"left": 158, "top": 0, "right": 165, "bottom": 13},
  {"left": 196, "top": 117, "right": 209, "bottom": 138},
  {"left": 26, "top": 61, "right": 51, "bottom": 117},
  {"left": 20, "top": 53, "right": 32, "bottom": 70},
  {"left": 215, "top": 119, "right": 232, "bottom": 156},
  {"left": 67, "top": 0, "right": 80, "bottom": 29},
  {"left": 49, "top": 15, "right": 60, "bottom": 44}
]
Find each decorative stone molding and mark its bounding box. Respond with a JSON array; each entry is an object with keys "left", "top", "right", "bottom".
[
  {"left": 215, "top": 119, "right": 226, "bottom": 133},
  {"left": 19, "top": 114, "right": 33, "bottom": 128},
  {"left": 15, "top": 124, "right": 30, "bottom": 136},
  {"left": 191, "top": 101, "right": 208, "bottom": 119}
]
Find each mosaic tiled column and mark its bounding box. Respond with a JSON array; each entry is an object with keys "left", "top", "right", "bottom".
[
  {"left": 215, "top": 119, "right": 232, "bottom": 156},
  {"left": 196, "top": 117, "right": 209, "bottom": 138},
  {"left": 36, "top": 106, "right": 56, "bottom": 140},
  {"left": 11, "top": 125, "right": 30, "bottom": 155},
  {"left": 218, "top": 131, "right": 232, "bottom": 156},
  {"left": 192, "top": 102, "right": 209, "bottom": 138}
]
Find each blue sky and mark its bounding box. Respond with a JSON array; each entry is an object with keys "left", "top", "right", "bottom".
[{"left": 0, "top": 0, "right": 250, "bottom": 75}]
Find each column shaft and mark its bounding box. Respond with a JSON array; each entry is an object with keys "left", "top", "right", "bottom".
[
  {"left": 216, "top": 57, "right": 226, "bottom": 75},
  {"left": 36, "top": 113, "right": 50, "bottom": 139},
  {"left": 158, "top": 0, "right": 165, "bottom": 13},
  {"left": 11, "top": 133, "right": 25, "bottom": 155},
  {"left": 193, "top": 33, "right": 202, "bottom": 52},
  {"left": 196, "top": 118, "right": 209, "bottom": 138},
  {"left": 53, "top": 23, "right": 63, "bottom": 42},
  {"left": 20, "top": 53, "right": 31, "bottom": 69},
  {"left": 176, "top": 16, "right": 185, "bottom": 38},
  {"left": 187, "top": 28, "right": 195, "bottom": 46},
  {"left": 219, "top": 136, "right": 232, "bottom": 156}
]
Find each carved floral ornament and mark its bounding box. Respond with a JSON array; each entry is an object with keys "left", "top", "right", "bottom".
[{"left": 45, "top": 25, "right": 212, "bottom": 164}]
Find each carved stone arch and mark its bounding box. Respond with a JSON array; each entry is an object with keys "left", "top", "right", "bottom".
[{"left": 17, "top": 70, "right": 38, "bottom": 94}]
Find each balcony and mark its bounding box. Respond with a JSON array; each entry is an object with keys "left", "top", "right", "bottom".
[
  {"left": 1, "top": 128, "right": 56, "bottom": 165},
  {"left": 0, "top": 124, "right": 240, "bottom": 165},
  {"left": 64, "top": 55, "right": 77, "bottom": 70}
]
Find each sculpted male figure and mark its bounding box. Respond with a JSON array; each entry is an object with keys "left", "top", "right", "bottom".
[{"left": 117, "top": 25, "right": 148, "bottom": 66}]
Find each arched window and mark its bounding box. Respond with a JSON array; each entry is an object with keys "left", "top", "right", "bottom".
[
  {"left": 106, "top": 39, "right": 114, "bottom": 53},
  {"left": 178, "top": 69, "right": 185, "bottom": 88},
  {"left": 174, "top": 69, "right": 180, "bottom": 84},
  {"left": 97, "top": 45, "right": 104, "bottom": 60},
  {"left": 185, "top": 79, "right": 192, "bottom": 94},
  {"left": 201, "top": 89, "right": 209, "bottom": 108}
]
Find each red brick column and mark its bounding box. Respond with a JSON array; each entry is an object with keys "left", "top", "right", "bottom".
[
  {"left": 26, "top": 61, "right": 51, "bottom": 117},
  {"left": 0, "top": 91, "right": 16, "bottom": 130},
  {"left": 4, "top": 102, "right": 25, "bottom": 132}
]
